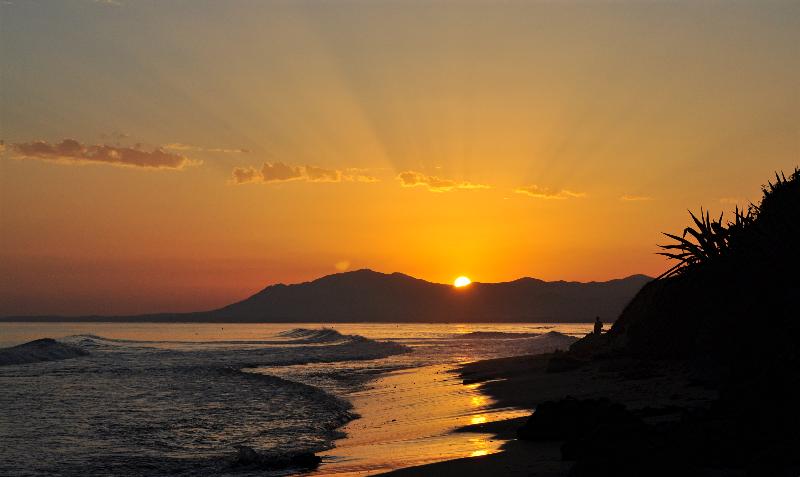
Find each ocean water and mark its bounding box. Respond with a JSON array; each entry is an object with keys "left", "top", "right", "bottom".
[{"left": 0, "top": 323, "right": 591, "bottom": 476}]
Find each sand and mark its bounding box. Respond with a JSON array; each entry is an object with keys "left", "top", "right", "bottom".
[
  {"left": 308, "top": 363, "right": 531, "bottom": 476},
  {"left": 378, "top": 352, "right": 717, "bottom": 476}
]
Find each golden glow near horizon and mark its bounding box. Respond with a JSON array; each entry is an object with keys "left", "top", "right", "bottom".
[
  {"left": 0, "top": 1, "right": 798, "bottom": 315},
  {"left": 454, "top": 276, "right": 472, "bottom": 288}
]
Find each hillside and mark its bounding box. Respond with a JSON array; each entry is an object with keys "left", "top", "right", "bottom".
[
  {"left": 562, "top": 168, "right": 800, "bottom": 475},
  {"left": 1, "top": 271, "right": 651, "bottom": 323},
  {"left": 209, "top": 270, "right": 650, "bottom": 323}
]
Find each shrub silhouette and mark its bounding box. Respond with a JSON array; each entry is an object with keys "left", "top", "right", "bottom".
[
  {"left": 656, "top": 168, "right": 798, "bottom": 279},
  {"left": 610, "top": 167, "right": 800, "bottom": 360}
]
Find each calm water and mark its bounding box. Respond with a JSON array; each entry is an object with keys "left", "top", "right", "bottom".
[{"left": 0, "top": 323, "right": 591, "bottom": 476}]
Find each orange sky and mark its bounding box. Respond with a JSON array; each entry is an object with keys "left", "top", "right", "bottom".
[{"left": 1, "top": 1, "right": 798, "bottom": 315}]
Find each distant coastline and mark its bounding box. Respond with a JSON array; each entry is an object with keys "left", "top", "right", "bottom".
[{"left": 1, "top": 270, "right": 651, "bottom": 324}]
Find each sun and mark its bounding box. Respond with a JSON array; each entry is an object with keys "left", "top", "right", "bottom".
[{"left": 453, "top": 276, "right": 472, "bottom": 288}]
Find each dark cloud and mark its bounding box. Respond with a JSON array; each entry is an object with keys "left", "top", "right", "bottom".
[{"left": 9, "top": 139, "right": 198, "bottom": 170}]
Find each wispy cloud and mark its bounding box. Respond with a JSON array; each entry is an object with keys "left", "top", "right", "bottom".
[
  {"left": 230, "top": 162, "right": 378, "bottom": 184},
  {"left": 620, "top": 194, "right": 654, "bottom": 201},
  {"left": 164, "top": 143, "right": 249, "bottom": 154},
  {"left": 396, "top": 171, "right": 489, "bottom": 193},
  {"left": 8, "top": 139, "right": 199, "bottom": 170},
  {"left": 514, "top": 185, "right": 586, "bottom": 200}
]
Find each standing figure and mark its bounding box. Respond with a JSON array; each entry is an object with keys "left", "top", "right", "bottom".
[{"left": 593, "top": 316, "right": 603, "bottom": 335}]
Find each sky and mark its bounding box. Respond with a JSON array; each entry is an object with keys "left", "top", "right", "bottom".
[{"left": 1, "top": 0, "right": 798, "bottom": 316}]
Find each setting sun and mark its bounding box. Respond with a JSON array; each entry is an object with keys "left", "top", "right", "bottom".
[{"left": 454, "top": 276, "right": 472, "bottom": 288}]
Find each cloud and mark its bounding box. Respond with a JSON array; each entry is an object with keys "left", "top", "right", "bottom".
[
  {"left": 620, "top": 194, "right": 654, "bottom": 201},
  {"left": 231, "top": 162, "right": 378, "bottom": 184},
  {"left": 164, "top": 143, "right": 249, "bottom": 154},
  {"left": 396, "top": 171, "right": 490, "bottom": 192},
  {"left": 8, "top": 139, "right": 199, "bottom": 170},
  {"left": 514, "top": 185, "right": 586, "bottom": 200}
]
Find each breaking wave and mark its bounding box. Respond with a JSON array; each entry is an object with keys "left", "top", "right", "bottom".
[
  {"left": 0, "top": 338, "right": 89, "bottom": 366},
  {"left": 0, "top": 328, "right": 411, "bottom": 476},
  {"left": 453, "top": 331, "right": 542, "bottom": 340},
  {"left": 277, "top": 327, "right": 348, "bottom": 343}
]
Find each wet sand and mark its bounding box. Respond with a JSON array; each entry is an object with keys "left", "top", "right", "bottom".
[
  {"left": 311, "top": 363, "right": 530, "bottom": 476},
  {"left": 378, "top": 352, "right": 717, "bottom": 476}
]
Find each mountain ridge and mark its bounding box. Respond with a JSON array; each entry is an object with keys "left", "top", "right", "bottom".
[{"left": 1, "top": 269, "right": 652, "bottom": 323}]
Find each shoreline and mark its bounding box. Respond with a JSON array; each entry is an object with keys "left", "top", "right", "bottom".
[
  {"left": 377, "top": 351, "right": 718, "bottom": 476},
  {"left": 310, "top": 362, "right": 530, "bottom": 476}
]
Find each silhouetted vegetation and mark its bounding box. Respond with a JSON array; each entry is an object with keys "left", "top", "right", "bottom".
[
  {"left": 560, "top": 168, "right": 800, "bottom": 475},
  {"left": 608, "top": 167, "right": 800, "bottom": 360},
  {"left": 657, "top": 168, "right": 799, "bottom": 279}
]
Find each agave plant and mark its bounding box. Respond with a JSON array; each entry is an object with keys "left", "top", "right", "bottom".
[
  {"left": 656, "top": 168, "right": 798, "bottom": 280},
  {"left": 656, "top": 207, "right": 747, "bottom": 279}
]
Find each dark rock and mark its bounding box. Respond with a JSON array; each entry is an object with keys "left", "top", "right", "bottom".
[
  {"left": 289, "top": 452, "right": 322, "bottom": 468},
  {"left": 231, "top": 446, "right": 322, "bottom": 471},
  {"left": 567, "top": 332, "right": 613, "bottom": 359},
  {"left": 233, "top": 446, "right": 261, "bottom": 466},
  {"left": 516, "top": 397, "right": 642, "bottom": 442}
]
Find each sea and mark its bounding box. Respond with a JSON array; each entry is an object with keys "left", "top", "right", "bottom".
[{"left": 0, "top": 322, "right": 592, "bottom": 476}]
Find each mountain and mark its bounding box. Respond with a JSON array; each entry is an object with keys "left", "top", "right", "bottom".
[
  {"left": 1, "top": 270, "right": 651, "bottom": 323},
  {"left": 209, "top": 269, "right": 651, "bottom": 323}
]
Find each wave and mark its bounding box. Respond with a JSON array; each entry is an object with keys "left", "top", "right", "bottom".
[
  {"left": 277, "top": 327, "right": 352, "bottom": 344},
  {"left": 453, "top": 331, "right": 542, "bottom": 340},
  {"left": 57, "top": 329, "right": 411, "bottom": 369},
  {"left": 523, "top": 331, "right": 579, "bottom": 354},
  {"left": 59, "top": 334, "right": 135, "bottom": 347},
  {"left": 62, "top": 328, "right": 378, "bottom": 347},
  {"left": 0, "top": 338, "right": 89, "bottom": 366}
]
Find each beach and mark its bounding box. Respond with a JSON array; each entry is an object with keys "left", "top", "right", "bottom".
[
  {"left": 380, "top": 352, "right": 718, "bottom": 476},
  {"left": 0, "top": 322, "right": 589, "bottom": 476}
]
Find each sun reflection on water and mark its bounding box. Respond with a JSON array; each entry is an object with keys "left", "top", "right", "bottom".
[
  {"left": 471, "top": 396, "right": 487, "bottom": 407},
  {"left": 470, "top": 415, "right": 487, "bottom": 425}
]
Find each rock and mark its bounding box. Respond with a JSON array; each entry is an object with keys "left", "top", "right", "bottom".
[
  {"left": 289, "top": 452, "right": 322, "bottom": 468},
  {"left": 516, "top": 397, "right": 640, "bottom": 442},
  {"left": 567, "top": 332, "right": 613, "bottom": 359},
  {"left": 231, "top": 446, "right": 322, "bottom": 471},
  {"left": 232, "top": 446, "right": 261, "bottom": 466}
]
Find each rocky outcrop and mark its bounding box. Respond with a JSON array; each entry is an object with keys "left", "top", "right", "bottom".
[
  {"left": 517, "top": 397, "right": 643, "bottom": 442},
  {"left": 230, "top": 446, "right": 322, "bottom": 471}
]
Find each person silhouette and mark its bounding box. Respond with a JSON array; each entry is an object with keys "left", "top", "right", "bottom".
[{"left": 593, "top": 316, "right": 603, "bottom": 335}]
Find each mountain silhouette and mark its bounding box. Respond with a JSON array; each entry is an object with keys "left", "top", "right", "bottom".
[
  {"left": 2, "top": 269, "right": 651, "bottom": 323},
  {"left": 212, "top": 269, "right": 651, "bottom": 323}
]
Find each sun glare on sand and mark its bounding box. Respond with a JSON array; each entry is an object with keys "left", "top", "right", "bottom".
[{"left": 454, "top": 276, "right": 472, "bottom": 288}]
